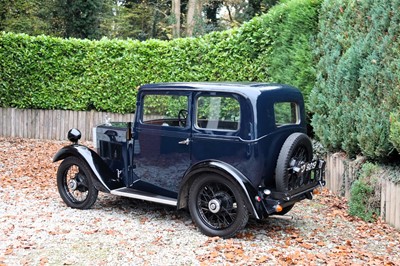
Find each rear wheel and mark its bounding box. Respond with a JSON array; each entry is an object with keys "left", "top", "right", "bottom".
[
  {"left": 275, "top": 133, "right": 313, "bottom": 193},
  {"left": 188, "top": 174, "right": 249, "bottom": 238},
  {"left": 57, "top": 157, "right": 98, "bottom": 209}
]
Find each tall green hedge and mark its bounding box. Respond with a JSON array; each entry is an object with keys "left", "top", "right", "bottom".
[
  {"left": 310, "top": 0, "right": 400, "bottom": 159},
  {"left": 0, "top": 0, "right": 321, "bottom": 113},
  {"left": 265, "top": 0, "right": 321, "bottom": 103}
]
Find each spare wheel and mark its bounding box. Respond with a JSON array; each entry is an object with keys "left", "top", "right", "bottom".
[{"left": 275, "top": 133, "right": 313, "bottom": 193}]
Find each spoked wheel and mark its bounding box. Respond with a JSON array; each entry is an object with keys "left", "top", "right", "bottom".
[
  {"left": 188, "top": 174, "right": 249, "bottom": 238},
  {"left": 57, "top": 157, "right": 98, "bottom": 209},
  {"left": 275, "top": 133, "right": 313, "bottom": 193}
]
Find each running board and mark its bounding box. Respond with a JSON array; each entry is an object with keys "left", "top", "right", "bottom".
[{"left": 110, "top": 187, "right": 177, "bottom": 206}]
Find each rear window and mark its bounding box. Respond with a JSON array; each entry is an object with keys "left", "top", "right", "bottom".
[
  {"left": 274, "top": 102, "right": 299, "bottom": 126},
  {"left": 196, "top": 95, "right": 240, "bottom": 131}
]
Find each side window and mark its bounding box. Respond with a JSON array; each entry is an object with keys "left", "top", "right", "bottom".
[
  {"left": 196, "top": 95, "right": 240, "bottom": 131},
  {"left": 274, "top": 102, "right": 299, "bottom": 126},
  {"left": 142, "top": 94, "right": 188, "bottom": 127}
]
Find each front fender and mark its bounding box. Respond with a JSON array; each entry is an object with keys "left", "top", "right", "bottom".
[
  {"left": 178, "top": 160, "right": 263, "bottom": 219},
  {"left": 53, "top": 145, "right": 120, "bottom": 192}
]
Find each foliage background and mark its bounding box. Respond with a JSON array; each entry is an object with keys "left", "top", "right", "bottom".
[
  {"left": 0, "top": 0, "right": 280, "bottom": 40},
  {"left": 0, "top": 0, "right": 321, "bottom": 114},
  {"left": 309, "top": 0, "right": 400, "bottom": 160},
  {"left": 2, "top": 0, "right": 400, "bottom": 162}
]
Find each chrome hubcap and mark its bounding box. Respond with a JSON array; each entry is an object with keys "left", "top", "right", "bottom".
[
  {"left": 208, "top": 199, "right": 221, "bottom": 214},
  {"left": 68, "top": 179, "right": 78, "bottom": 190}
]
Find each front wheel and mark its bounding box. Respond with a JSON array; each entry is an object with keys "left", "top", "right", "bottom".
[
  {"left": 57, "top": 157, "right": 98, "bottom": 209},
  {"left": 188, "top": 173, "right": 249, "bottom": 238}
]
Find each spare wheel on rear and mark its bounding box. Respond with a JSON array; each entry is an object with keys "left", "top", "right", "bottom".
[{"left": 275, "top": 133, "right": 313, "bottom": 193}]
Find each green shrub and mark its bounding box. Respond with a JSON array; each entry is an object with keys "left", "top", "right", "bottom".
[
  {"left": 389, "top": 112, "right": 400, "bottom": 152},
  {"left": 0, "top": 0, "right": 321, "bottom": 114},
  {"left": 310, "top": 0, "right": 400, "bottom": 159},
  {"left": 349, "top": 162, "right": 381, "bottom": 222},
  {"left": 264, "top": 0, "right": 321, "bottom": 106}
]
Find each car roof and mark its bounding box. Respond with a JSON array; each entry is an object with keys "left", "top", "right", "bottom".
[
  {"left": 139, "top": 82, "right": 306, "bottom": 137},
  {"left": 139, "top": 82, "right": 300, "bottom": 96}
]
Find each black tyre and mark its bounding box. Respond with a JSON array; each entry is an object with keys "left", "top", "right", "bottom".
[
  {"left": 188, "top": 173, "right": 249, "bottom": 238},
  {"left": 57, "top": 157, "right": 98, "bottom": 209},
  {"left": 275, "top": 133, "right": 313, "bottom": 193}
]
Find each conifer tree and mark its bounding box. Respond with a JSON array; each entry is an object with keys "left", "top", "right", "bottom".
[{"left": 55, "top": 0, "right": 106, "bottom": 40}]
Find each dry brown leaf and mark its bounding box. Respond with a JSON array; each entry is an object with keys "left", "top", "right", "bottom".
[
  {"left": 235, "top": 248, "right": 244, "bottom": 255},
  {"left": 257, "top": 256, "right": 269, "bottom": 263},
  {"left": 225, "top": 252, "right": 235, "bottom": 260},
  {"left": 300, "top": 243, "right": 313, "bottom": 249},
  {"left": 39, "top": 257, "right": 48, "bottom": 266},
  {"left": 4, "top": 247, "right": 13, "bottom": 255},
  {"left": 210, "top": 251, "right": 219, "bottom": 258},
  {"left": 151, "top": 236, "right": 162, "bottom": 244},
  {"left": 105, "top": 229, "right": 118, "bottom": 235}
]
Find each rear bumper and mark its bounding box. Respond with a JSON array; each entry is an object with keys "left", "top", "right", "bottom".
[{"left": 261, "top": 159, "right": 326, "bottom": 215}]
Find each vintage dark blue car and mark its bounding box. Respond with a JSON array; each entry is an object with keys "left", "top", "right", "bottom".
[{"left": 54, "top": 82, "right": 325, "bottom": 238}]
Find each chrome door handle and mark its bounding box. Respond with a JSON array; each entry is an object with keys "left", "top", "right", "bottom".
[{"left": 178, "top": 138, "right": 190, "bottom": 145}]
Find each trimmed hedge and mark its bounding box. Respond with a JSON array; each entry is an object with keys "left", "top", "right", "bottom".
[
  {"left": 265, "top": 0, "right": 321, "bottom": 104},
  {"left": 310, "top": 0, "right": 400, "bottom": 159},
  {"left": 0, "top": 0, "right": 321, "bottom": 113}
]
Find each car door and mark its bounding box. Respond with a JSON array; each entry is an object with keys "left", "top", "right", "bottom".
[
  {"left": 132, "top": 91, "right": 192, "bottom": 195},
  {"left": 191, "top": 92, "right": 261, "bottom": 184}
]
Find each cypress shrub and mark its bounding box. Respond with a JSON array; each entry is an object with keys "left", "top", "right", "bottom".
[{"left": 310, "top": 0, "right": 400, "bottom": 159}]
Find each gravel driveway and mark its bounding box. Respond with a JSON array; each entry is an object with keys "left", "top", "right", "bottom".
[{"left": 0, "top": 138, "right": 399, "bottom": 265}]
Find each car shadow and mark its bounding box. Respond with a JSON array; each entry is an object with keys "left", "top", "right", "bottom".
[{"left": 94, "top": 193, "right": 300, "bottom": 237}]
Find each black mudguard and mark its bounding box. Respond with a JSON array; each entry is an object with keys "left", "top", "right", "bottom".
[
  {"left": 177, "top": 160, "right": 263, "bottom": 219},
  {"left": 53, "top": 144, "right": 122, "bottom": 192}
]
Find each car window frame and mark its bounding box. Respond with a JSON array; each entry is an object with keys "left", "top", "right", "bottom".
[
  {"left": 194, "top": 92, "right": 242, "bottom": 133},
  {"left": 139, "top": 91, "right": 191, "bottom": 130},
  {"left": 273, "top": 101, "right": 300, "bottom": 127}
]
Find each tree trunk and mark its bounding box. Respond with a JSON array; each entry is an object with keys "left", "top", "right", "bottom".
[
  {"left": 171, "top": 0, "right": 181, "bottom": 38},
  {"left": 205, "top": 0, "right": 220, "bottom": 30},
  {"left": 186, "top": 0, "right": 202, "bottom": 37}
]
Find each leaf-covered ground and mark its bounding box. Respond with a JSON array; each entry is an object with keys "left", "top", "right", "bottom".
[{"left": 0, "top": 137, "right": 399, "bottom": 265}]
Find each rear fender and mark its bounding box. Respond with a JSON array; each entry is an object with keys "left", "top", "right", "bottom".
[
  {"left": 178, "top": 160, "right": 263, "bottom": 219},
  {"left": 53, "top": 145, "right": 120, "bottom": 192}
]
